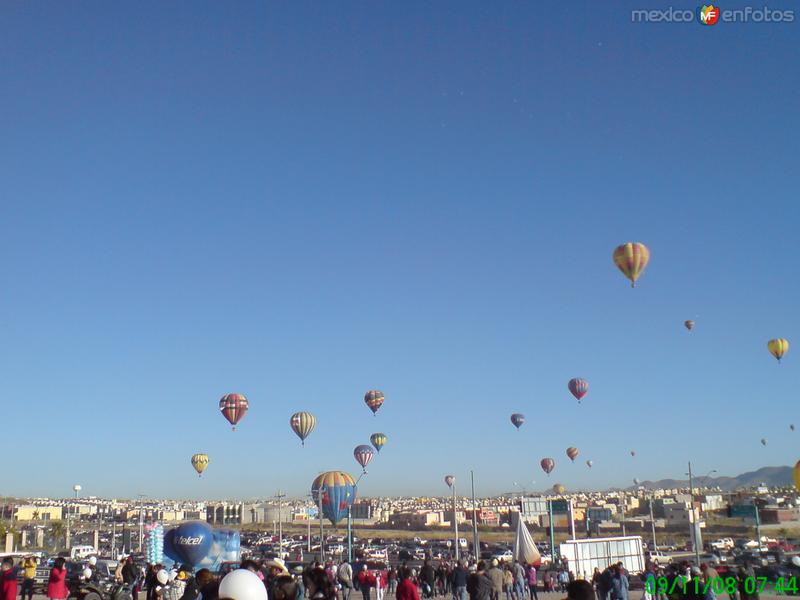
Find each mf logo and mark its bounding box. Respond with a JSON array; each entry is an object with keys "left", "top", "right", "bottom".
[{"left": 699, "top": 5, "right": 721, "bottom": 25}]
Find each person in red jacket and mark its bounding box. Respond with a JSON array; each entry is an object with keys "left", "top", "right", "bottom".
[
  {"left": 47, "top": 557, "right": 69, "bottom": 600},
  {"left": 1, "top": 557, "right": 18, "bottom": 600},
  {"left": 396, "top": 568, "right": 420, "bottom": 600}
]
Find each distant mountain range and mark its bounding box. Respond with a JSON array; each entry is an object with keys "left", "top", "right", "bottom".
[{"left": 628, "top": 466, "right": 794, "bottom": 491}]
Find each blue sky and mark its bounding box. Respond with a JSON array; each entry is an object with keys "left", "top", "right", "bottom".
[{"left": 0, "top": 1, "right": 798, "bottom": 500}]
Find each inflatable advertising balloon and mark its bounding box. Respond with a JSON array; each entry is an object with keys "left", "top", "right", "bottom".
[
  {"left": 164, "top": 525, "right": 239, "bottom": 572},
  {"left": 311, "top": 471, "right": 357, "bottom": 526},
  {"left": 167, "top": 521, "right": 213, "bottom": 567}
]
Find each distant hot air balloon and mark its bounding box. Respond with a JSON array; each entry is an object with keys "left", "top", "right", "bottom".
[
  {"left": 289, "top": 411, "right": 317, "bottom": 446},
  {"left": 191, "top": 453, "right": 209, "bottom": 477},
  {"left": 540, "top": 458, "right": 555, "bottom": 475},
  {"left": 586, "top": 460, "right": 593, "bottom": 468},
  {"left": 568, "top": 378, "right": 589, "bottom": 403},
  {"left": 630, "top": 450, "right": 636, "bottom": 457},
  {"left": 311, "top": 471, "right": 357, "bottom": 526},
  {"left": 364, "top": 390, "right": 385, "bottom": 415},
  {"left": 761, "top": 438, "right": 767, "bottom": 446},
  {"left": 684, "top": 320, "right": 695, "bottom": 331},
  {"left": 511, "top": 414, "right": 525, "bottom": 429},
  {"left": 445, "top": 475, "right": 455, "bottom": 488},
  {"left": 566, "top": 447, "right": 579, "bottom": 462},
  {"left": 633, "top": 478, "right": 640, "bottom": 486},
  {"left": 219, "top": 393, "right": 249, "bottom": 430},
  {"left": 354, "top": 445, "right": 374, "bottom": 473},
  {"left": 791, "top": 424, "right": 796, "bottom": 432},
  {"left": 552, "top": 484, "right": 566, "bottom": 495},
  {"left": 768, "top": 339, "right": 789, "bottom": 362},
  {"left": 794, "top": 461, "right": 800, "bottom": 491},
  {"left": 613, "top": 242, "right": 650, "bottom": 288},
  {"left": 370, "top": 433, "right": 387, "bottom": 453}
]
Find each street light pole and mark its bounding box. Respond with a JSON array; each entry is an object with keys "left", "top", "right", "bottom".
[
  {"left": 649, "top": 492, "right": 658, "bottom": 552},
  {"left": 687, "top": 462, "right": 700, "bottom": 566},
  {"left": 470, "top": 471, "right": 479, "bottom": 560},
  {"left": 453, "top": 481, "right": 459, "bottom": 561},
  {"left": 138, "top": 494, "right": 146, "bottom": 553},
  {"left": 276, "top": 491, "right": 285, "bottom": 560}
]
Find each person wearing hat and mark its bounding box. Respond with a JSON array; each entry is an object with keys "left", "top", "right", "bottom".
[
  {"left": 486, "top": 561, "right": 503, "bottom": 600},
  {"left": 263, "top": 559, "right": 289, "bottom": 600}
]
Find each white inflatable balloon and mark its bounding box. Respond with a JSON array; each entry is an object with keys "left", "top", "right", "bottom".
[
  {"left": 168, "top": 571, "right": 178, "bottom": 582},
  {"left": 82, "top": 568, "right": 93, "bottom": 580},
  {"left": 792, "top": 556, "right": 800, "bottom": 567},
  {"left": 219, "top": 569, "right": 269, "bottom": 600},
  {"left": 88, "top": 556, "right": 97, "bottom": 566},
  {"left": 157, "top": 569, "right": 169, "bottom": 585}
]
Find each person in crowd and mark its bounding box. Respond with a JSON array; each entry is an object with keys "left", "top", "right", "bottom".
[
  {"left": 486, "top": 561, "right": 503, "bottom": 600},
  {"left": 525, "top": 563, "right": 538, "bottom": 600},
  {"left": 307, "top": 568, "right": 337, "bottom": 600},
  {"left": 387, "top": 567, "right": 398, "bottom": 595},
  {"left": 265, "top": 559, "right": 290, "bottom": 600},
  {"left": 467, "top": 562, "right": 493, "bottom": 600},
  {"left": 122, "top": 557, "right": 138, "bottom": 587},
  {"left": 356, "top": 565, "right": 372, "bottom": 600},
  {"left": 397, "top": 568, "right": 421, "bottom": 600},
  {"left": 375, "top": 567, "right": 387, "bottom": 600},
  {"left": 273, "top": 576, "right": 299, "bottom": 600},
  {"left": 452, "top": 560, "right": 469, "bottom": 600},
  {"left": 558, "top": 569, "right": 570, "bottom": 593},
  {"left": 1, "top": 558, "right": 18, "bottom": 600},
  {"left": 20, "top": 555, "right": 36, "bottom": 600},
  {"left": 567, "top": 581, "right": 595, "bottom": 600},
  {"left": 502, "top": 565, "right": 514, "bottom": 600},
  {"left": 195, "top": 569, "right": 218, "bottom": 600},
  {"left": 609, "top": 566, "right": 628, "bottom": 600},
  {"left": 511, "top": 562, "right": 525, "bottom": 600},
  {"left": 420, "top": 561, "right": 436, "bottom": 599},
  {"left": 47, "top": 558, "right": 68, "bottom": 600},
  {"left": 338, "top": 560, "right": 354, "bottom": 600}
]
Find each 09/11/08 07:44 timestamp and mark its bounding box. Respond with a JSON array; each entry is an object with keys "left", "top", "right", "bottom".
[{"left": 645, "top": 576, "right": 798, "bottom": 596}]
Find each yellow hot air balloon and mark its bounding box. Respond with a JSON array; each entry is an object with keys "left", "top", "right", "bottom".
[
  {"left": 552, "top": 484, "right": 566, "bottom": 495},
  {"left": 613, "top": 242, "right": 650, "bottom": 287},
  {"left": 794, "top": 461, "right": 800, "bottom": 491},
  {"left": 191, "top": 453, "right": 209, "bottom": 477},
  {"left": 768, "top": 338, "right": 789, "bottom": 362}
]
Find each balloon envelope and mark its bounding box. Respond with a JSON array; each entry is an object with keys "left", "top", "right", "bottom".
[
  {"left": 566, "top": 447, "right": 579, "bottom": 461},
  {"left": 552, "top": 484, "right": 566, "bottom": 495},
  {"left": 795, "top": 461, "right": 800, "bottom": 491},
  {"left": 613, "top": 242, "right": 650, "bottom": 287},
  {"left": 191, "top": 453, "right": 209, "bottom": 477},
  {"left": 540, "top": 458, "right": 555, "bottom": 475},
  {"left": 219, "top": 569, "right": 268, "bottom": 600},
  {"left": 289, "top": 412, "right": 317, "bottom": 445},
  {"left": 445, "top": 475, "right": 455, "bottom": 488},
  {"left": 684, "top": 320, "right": 695, "bottom": 331},
  {"left": 354, "top": 445, "right": 375, "bottom": 471},
  {"left": 630, "top": 450, "right": 636, "bottom": 457},
  {"left": 171, "top": 521, "right": 213, "bottom": 567},
  {"left": 586, "top": 460, "right": 593, "bottom": 468},
  {"left": 510, "top": 413, "right": 525, "bottom": 429},
  {"left": 761, "top": 438, "right": 767, "bottom": 446},
  {"left": 768, "top": 338, "right": 789, "bottom": 362},
  {"left": 568, "top": 378, "right": 589, "bottom": 402},
  {"left": 219, "top": 393, "right": 249, "bottom": 430},
  {"left": 311, "top": 471, "right": 357, "bottom": 526},
  {"left": 364, "top": 390, "right": 385, "bottom": 414},
  {"left": 370, "top": 433, "right": 387, "bottom": 452},
  {"left": 791, "top": 424, "right": 796, "bottom": 432}
]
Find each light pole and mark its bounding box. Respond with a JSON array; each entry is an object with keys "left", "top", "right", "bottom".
[
  {"left": 275, "top": 491, "right": 285, "bottom": 560},
  {"left": 66, "top": 485, "right": 81, "bottom": 549},
  {"left": 452, "top": 479, "right": 459, "bottom": 561},
  {"left": 470, "top": 471, "right": 479, "bottom": 561},
  {"left": 137, "top": 494, "right": 147, "bottom": 553}
]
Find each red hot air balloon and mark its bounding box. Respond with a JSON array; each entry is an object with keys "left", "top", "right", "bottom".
[
  {"left": 354, "top": 445, "right": 375, "bottom": 473},
  {"left": 540, "top": 458, "right": 555, "bottom": 475},
  {"left": 568, "top": 378, "right": 589, "bottom": 403},
  {"left": 445, "top": 475, "right": 455, "bottom": 488},
  {"left": 566, "top": 447, "right": 579, "bottom": 462},
  {"left": 364, "top": 390, "right": 384, "bottom": 415},
  {"left": 219, "top": 393, "right": 249, "bottom": 430}
]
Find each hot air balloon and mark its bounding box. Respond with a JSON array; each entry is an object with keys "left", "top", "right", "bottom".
[
  {"left": 219, "top": 393, "right": 249, "bottom": 430},
  {"left": 552, "top": 484, "right": 566, "bottom": 495},
  {"left": 566, "top": 447, "right": 579, "bottom": 462},
  {"left": 633, "top": 478, "right": 640, "bottom": 486},
  {"left": 761, "top": 438, "right": 767, "bottom": 446},
  {"left": 586, "top": 460, "right": 593, "bottom": 468},
  {"left": 630, "top": 450, "right": 636, "bottom": 457},
  {"left": 289, "top": 411, "right": 317, "bottom": 446},
  {"left": 311, "top": 471, "right": 357, "bottom": 526},
  {"left": 791, "top": 424, "right": 796, "bottom": 432},
  {"left": 511, "top": 414, "right": 525, "bottom": 429},
  {"left": 445, "top": 475, "right": 455, "bottom": 488},
  {"left": 613, "top": 242, "right": 650, "bottom": 287},
  {"left": 354, "top": 445, "right": 374, "bottom": 473},
  {"left": 364, "top": 390, "right": 384, "bottom": 415},
  {"left": 794, "top": 461, "right": 800, "bottom": 491},
  {"left": 768, "top": 339, "right": 789, "bottom": 362},
  {"left": 370, "top": 433, "right": 387, "bottom": 453},
  {"left": 540, "top": 458, "right": 555, "bottom": 475},
  {"left": 191, "top": 453, "right": 209, "bottom": 477},
  {"left": 568, "top": 378, "right": 589, "bottom": 403},
  {"left": 684, "top": 320, "right": 695, "bottom": 331}
]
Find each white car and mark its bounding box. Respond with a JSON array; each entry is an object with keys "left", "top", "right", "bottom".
[
  {"left": 492, "top": 550, "right": 514, "bottom": 563},
  {"left": 646, "top": 552, "right": 672, "bottom": 565}
]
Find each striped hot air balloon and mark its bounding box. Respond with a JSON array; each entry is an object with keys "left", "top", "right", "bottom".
[
  {"left": 613, "top": 242, "right": 650, "bottom": 287},
  {"left": 354, "top": 445, "right": 374, "bottom": 473},
  {"left": 191, "top": 453, "right": 209, "bottom": 477},
  {"left": 540, "top": 458, "right": 555, "bottom": 475},
  {"left": 768, "top": 338, "right": 789, "bottom": 362},
  {"left": 311, "top": 471, "right": 357, "bottom": 526},
  {"left": 566, "top": 447, "right": 579, "bottom": 462},
  {"left": 370, "top": 433, "right": 387, "bottom": 453},
  {"left": 364, "top": 390, "right": 384, "bottom": 415},
  {"left": 289, "top": 411, "right": 317, "bottom": 446},
  {"left": 219, "top": 393, "right": 249, "bottom": 430},
  {"left": 568, "top": 378, "right": 589, "bottom": 403}
]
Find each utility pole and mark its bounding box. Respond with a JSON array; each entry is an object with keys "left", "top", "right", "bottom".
[
  {"left": 452, "top": 481, "right": 459, "bottom": 561},
  {"left": 470, "top": 471, "right": 479, "bottom": 560},
  {"left": 318, "top": 488, "right": 325, "bottom": 562},
  {"left": 138, "top": 494, "right": 146, "bottom": 553},
  {"left": 275, "top": 491, "right": 286, "bottom": 560},
  {"left": 621, "top": 492, "right": 626, "bottom": 536},
  {"left": 649, "top": 493, "right": 658, "bottom": 552},
  {"left": 753, "top": 498, "right": 762, "bottom": 552},
  {"left": 307, "top": 497, "right": 312, "bottom": 554},
  {"left": 688, "top": 462, "right": 700, "bottom": 566},
  {"left": 548, "top": 500, "right": 555, "bottom": 567},
  {"left": 569, "top": 498, "right": 576, "bottom": 540}
]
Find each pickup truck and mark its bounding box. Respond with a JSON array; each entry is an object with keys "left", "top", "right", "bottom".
[{"left": 710, "top": 538, "right": 734, "bottom": 551}]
